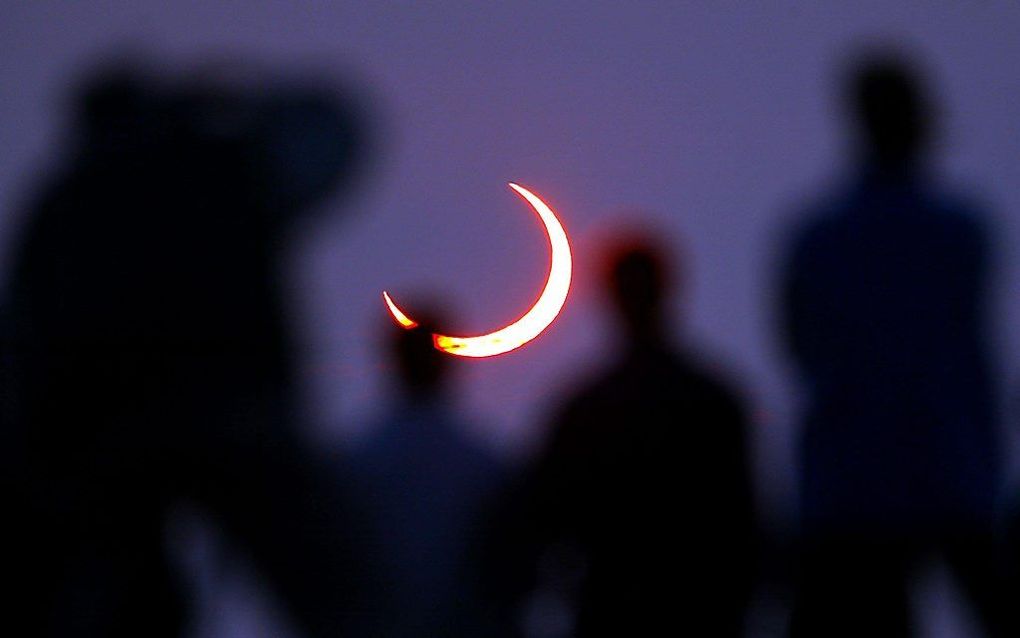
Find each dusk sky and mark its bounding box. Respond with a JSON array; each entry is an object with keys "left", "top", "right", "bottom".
[{"left": 2, "top": 8, "right": 1019, "bottom": 633}]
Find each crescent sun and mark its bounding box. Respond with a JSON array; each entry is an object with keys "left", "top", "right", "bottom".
[{"left": 382, "top": 182, "right": 572, "bottom": 358}]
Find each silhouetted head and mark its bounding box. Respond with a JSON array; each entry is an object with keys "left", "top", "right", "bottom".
[
  {"left": 391, "top": 313, "right": 449, "bottom": 399},
  {"left": 75, "top": 66, "right": 159, "bottom": 156},
  {"left": 602, "top": 235, "right": 675, "bottom": 346},
  {"left": 845, "top": 52, "right": 933, "bottom": 167}
]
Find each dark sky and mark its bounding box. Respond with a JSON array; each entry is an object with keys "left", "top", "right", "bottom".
[{"left": 2, "top": 2, "right": 1019, "bottom": 546}]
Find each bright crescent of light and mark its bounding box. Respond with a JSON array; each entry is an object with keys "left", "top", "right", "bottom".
[{"left": 382, "top": 183, "right": 572, "bottom": 358}]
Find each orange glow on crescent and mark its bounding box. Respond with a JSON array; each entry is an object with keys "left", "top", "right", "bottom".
[{"left": 382, "top": 183, "right": 572, "bottom": 358}]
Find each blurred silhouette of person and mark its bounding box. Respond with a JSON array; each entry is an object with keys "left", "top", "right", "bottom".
[
  {"left": 780, "top": 50, "right": 1009, "bottom": 636},
  {"left": 501, "top": 235, "right": 756, "bottom": 637},
  {"left": 347, "top": 310, "right": 505, "bottom": 637},
  {"left": 0, "top": 59, "right": 370, "bottom": 636}
]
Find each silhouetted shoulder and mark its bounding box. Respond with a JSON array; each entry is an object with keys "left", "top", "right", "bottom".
[
  {"left": 789, "top": 182, "right": 860, "bottom": 238},
  {"left": 930, "top": 188, "right": 992, "bottom": 241},
  {"left": 779, "top": 192, "right": 848, "bottom": 276},
  {"left": 544, "top": 348, "right": 747, "bottom": 459}
]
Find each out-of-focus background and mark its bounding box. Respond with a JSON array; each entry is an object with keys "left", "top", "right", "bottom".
[{"left": 2, "top": 2, "right": 1018, "bottom": 636}]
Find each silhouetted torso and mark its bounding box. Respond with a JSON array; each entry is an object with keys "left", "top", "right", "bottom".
[
  {"left": 525, "top": 344, "right": 754, "bottom": 637},
  {"left": 784, "top": 166, "right": 997, "bottom": 534},
  {"left": 349, "top": 398, "right": 503, "bottom": 637}
]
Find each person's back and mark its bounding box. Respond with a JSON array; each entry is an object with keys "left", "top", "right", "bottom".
[
  {"left": 349, "top": 314, "right": 504, "bottom": 637},
  {"left": 2, "top": 63, "right": 368, "bottom": 636},
  {"left": 786, "top": 173, "right": 995, "bottom": 530},
  {"left": 525, "top": 238, "right": 755, "bottom": 636}
]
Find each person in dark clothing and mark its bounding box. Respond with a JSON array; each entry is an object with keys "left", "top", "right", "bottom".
[
  {"left": 0, "top": 60, "right": 370, "bottom": 637},
  {"left": 347, "top": 311, "right": 505, "bottom": 637},
  {"left": 504, "top": 235, "right": 756, "bottom": 637},
  {"left": 780, "top": 51, "right": 1009, "bottom": 636}
]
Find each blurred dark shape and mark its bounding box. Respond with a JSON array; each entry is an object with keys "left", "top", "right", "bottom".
[
  {"left": 1007, "top": 495, "right": 1020, "bottom": 626},
  {"left": 498, "top": 235, "right": 756, "bottom": 636},
  {"left": 393, "top": 312, "right": 447, "bottom": 398},
  {"left": 346, "top": 312, "right": 505, "bottom": 637},
  {"left": 605, "top": 236, "right": 671, "bottom": 345},
  {"left": 848, "top": 53, "right": 932, "bottom": 167},
  {"left": 0, "top": 58, "right": 370, "bottom": 636},
  {"left": 780, "top": 50, "right": 1010, "bottom": 636}
]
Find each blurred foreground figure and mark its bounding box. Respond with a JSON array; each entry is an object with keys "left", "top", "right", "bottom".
[
  {"left": 348, "top": 313, "right": 504, "bottom": 637},
  {"left": 781, "top": 51, "right": 1009, "bottom": 636},
  {"left": 0, "top": 61, "right": 368, "bottom": 636},
  {"left": 507, "top": 236, "right": 756, "bottom": 637}
]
